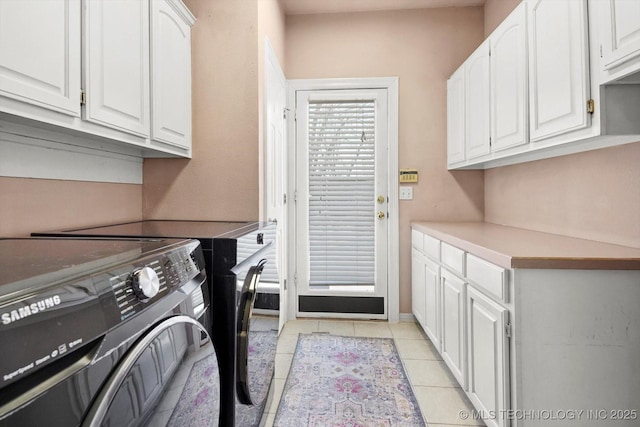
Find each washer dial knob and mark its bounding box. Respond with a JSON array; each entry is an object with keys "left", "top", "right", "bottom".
[{"left": 131, "top": 267, "right": 160, "bottom": 302}]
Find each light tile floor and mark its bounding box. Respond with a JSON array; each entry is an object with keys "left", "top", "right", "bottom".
[{"left": 263, "top": 319, "right": 485, "bottom": 427}]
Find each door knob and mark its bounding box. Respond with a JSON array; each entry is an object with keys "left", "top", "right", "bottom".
[{"left": 377, "top": 211, "right": 386, "bottom": 219}]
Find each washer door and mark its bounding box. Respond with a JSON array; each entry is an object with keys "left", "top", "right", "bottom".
[{"left": 83, "top": 316, "right": 220, "bottom": 427}]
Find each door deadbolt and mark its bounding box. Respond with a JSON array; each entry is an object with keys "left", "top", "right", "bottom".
[{"left": 377, "top": 195, "right": 385, "bottom": 204}]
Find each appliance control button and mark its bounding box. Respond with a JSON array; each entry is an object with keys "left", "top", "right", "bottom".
[{"left": 131, "top": 267, "right": 160, "bottom": 302}]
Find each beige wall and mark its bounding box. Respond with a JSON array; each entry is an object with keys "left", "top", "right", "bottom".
[
  {"left": 285, "top": 8, "right": 485, "bottom": 314},
  {"left": 483, "top": 0, "right": 640, "bottom": 248},
  {"left": 258, "top": 0, "right": 286, "bottom": 220},
  {"left": 0, "top": 177, "right": 141, "bottom": 237},
  {"left": 143, "top": 0, "right": 260, "bottom": 221},
  {"left": 483, "top": 0, "right": 521, "bottom": 36}
]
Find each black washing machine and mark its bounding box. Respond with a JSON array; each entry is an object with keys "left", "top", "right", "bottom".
[
  {"left": 34, "top": 221, "right": 280, "bottom": 426},
  {"left": 0, "top": 237, "right": 220, "bottom": 426}
]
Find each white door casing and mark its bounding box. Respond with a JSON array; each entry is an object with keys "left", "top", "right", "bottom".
[{"left": 286, "top": 78, "right": 399, "bottom": 322}]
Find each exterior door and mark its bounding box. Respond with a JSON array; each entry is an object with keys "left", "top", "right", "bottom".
[{"left": 294, "top": 88, "right": 389, "bottom": 319}]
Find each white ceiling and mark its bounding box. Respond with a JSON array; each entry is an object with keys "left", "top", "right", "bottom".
[{"left": 281, "top": 0, "right": 485, "bottom": 15}]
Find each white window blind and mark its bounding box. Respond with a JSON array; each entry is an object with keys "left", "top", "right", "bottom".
[{"left": 308, "top": 100, "right": 375, "bottom": 287}]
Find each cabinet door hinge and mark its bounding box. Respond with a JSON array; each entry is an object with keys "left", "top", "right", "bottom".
[
  {"left": 283, "top": 193, "right": 287, "bottom": 204},
  {"left": 489, "top": 137, "right": 492, "bottom": 147},
  {"left": 283, "top": 107, "right": 290, "bottom": 119},
  {"left": 293, "top": 272, "right": 298, "bottom": 287},
  {"left": 587, "top": 99, "right": 595, "bottom": 114},
  {"left": 599, "top": 44, "right": 603, "bottom": 58},
  {"left": 294, "top": 190, "right": 298, "bottom": 203},
  {"left": 505, "top": 322, "right": 512, "bottom": 338},
  {"left": 80, "top": 91, "right": 86, "bottom": 105}
]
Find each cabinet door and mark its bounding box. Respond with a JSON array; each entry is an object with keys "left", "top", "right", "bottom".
[
  {"left": 440, "top": 268, "right": 466, "bottom": 388},
  {"left": 528, "top": 0, "right": 590, "bottom": 142},
  {"left": 84, "top": 0, "right": 150, "bottom": 137},
  {"left": 466, "top": 286, "right": 509, "bottom": 427},
  {"left": 0, "top": 0, "right": 80, "bottom": 117},
  {"left": 491, "top": 3, "right": 528, "bottom": 152},
  {"left": 465, "top": 41, "right": 491, "bottom": 160},
  {"left": 411, "top": 248, "right": 427, "bottom": 329},
  {"left": 447, "top": 67, "right": 465, "bottom": 167},
  {"left": 424, "top": 257, "right": 440, "bottom": 351},
  {"left": 600, "top": 0, "right": 640, "bottom": 70},
  {"left": 150, "top": 0, "right": 193, "bottom": 149}
]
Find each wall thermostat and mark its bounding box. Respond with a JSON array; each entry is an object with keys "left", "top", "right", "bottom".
[{"left": 399, "top": 169, "right": 418, "bottom": 183}]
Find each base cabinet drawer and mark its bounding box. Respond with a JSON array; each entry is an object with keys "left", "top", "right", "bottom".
[
  {"left": 467, "top": 253, "right": 508, "bottom": 303},
  {"left": 441, "top": 242, "right": 465, "bottom": 276},
  {"left": 423, "top": 234, "right": 441, "bottom": 261},
  {"left": 412, "top": 229, "right": 424, "bottom": 252}
]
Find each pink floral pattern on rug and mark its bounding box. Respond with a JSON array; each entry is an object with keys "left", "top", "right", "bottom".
[{"left": 274, "top": 334, "right": 426, "bottom": 426}]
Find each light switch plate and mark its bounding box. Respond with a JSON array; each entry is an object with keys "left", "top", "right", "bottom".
[{"left": 399, "top": 186, "right": 413, "bottom": 200}]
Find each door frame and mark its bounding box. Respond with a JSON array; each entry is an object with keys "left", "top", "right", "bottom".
[{"left": 286, "top": 77, "right": 399, "bottom": 322}]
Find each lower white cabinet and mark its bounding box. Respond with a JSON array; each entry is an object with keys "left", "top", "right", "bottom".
[
  {"left": 467, "top": 285, "right": 509, "bottom": 427},
  {"left": 412, "top": 247, "right": 441, "bottom": 352},
  {"left": 423, "top": 256, "right": 440, "bottom": 351},
  {"left": 412, "top": 224, "right": 640, "bottom": 427},
  {"left": 440, "top": 268, "right": 466, "bottom": 388},
  {"left": 411, "top": 248, "right": 427, "bottom": 329}
]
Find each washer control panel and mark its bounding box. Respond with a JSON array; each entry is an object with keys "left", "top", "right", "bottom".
[{"left": 110, "top": 243, "right": 202, "bottom": 320}]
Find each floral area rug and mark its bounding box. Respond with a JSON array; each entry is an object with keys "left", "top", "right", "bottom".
[
  {"left": 166, "top": 330, "right": 277, "bottom": 427},
  {"left": 274, "top": 334, "right": 426, "bottom": 427},
  {"left": 166, "top": 351, "right": 220, "bottom": 427}
]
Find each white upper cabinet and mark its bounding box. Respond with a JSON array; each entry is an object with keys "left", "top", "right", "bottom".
[
  {"left": 84, "top": 0, "right": 150, "bottom": 137},
  {"left": 0, "top": 0, "right": 81, "bottom": 117},
  {"left": 528, "top": 0, "right": 590, "bottom": 142},
  {"left": 490, "top": 3, "right": 528, "bottom": 152},
  {"left": 446, "top": 0, "right": 640, "bottom": 170},
  {"left": 464, "top": 41, "right": 491, "bottom": 160},
  {"left": 447, "top": 67, "right": 465, "bottom": 166},
  {"left": 599, "top": 0, "right": 640, "bottom": 72},
  {"left": 150, "top": 0, "right": 195, "bottom": 150},
  {"left": 0, "top": 0, "right": 194, "bottom": 159}
]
